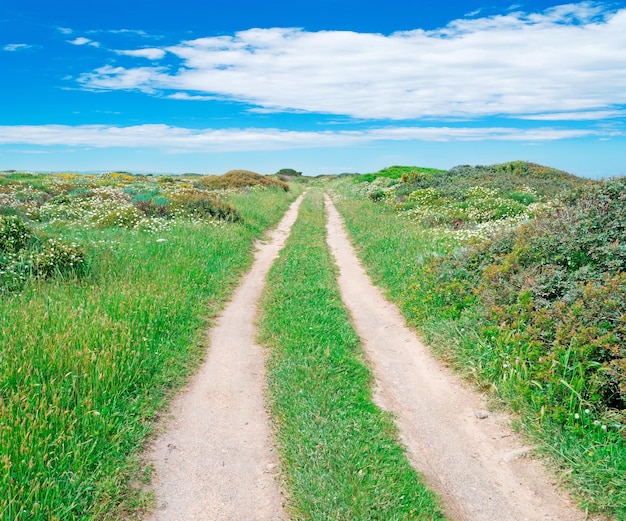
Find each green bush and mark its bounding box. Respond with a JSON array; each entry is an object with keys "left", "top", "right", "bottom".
[
  {"left": 1, "top": 215, "right": 86, "bottom": 292},
  {"left": 355, "top": 165, "right": 445, "bottom": 184},
  {"left": 131, "top": 192, "right": 171, "bottom": 217},
  {"left": 197, "top": 170, "right": 289, "bottom": 191},
  {"left": 94, "top": 205, "right": 144, "bottom": 229},
  {"left": 31, "top": 238, "right": 86, "bottom": 278},
  {"left": 275, "top": 168, "right": 302, "bottom": 176},
  {"left": 169, "top": 190, "right": 241, "bottom": 222},
  {"left": 1, "top": 215, "right": 34, "bottom": 253},
  {"left": 425, "top": 178, "right": 626, "bottom": 416}
]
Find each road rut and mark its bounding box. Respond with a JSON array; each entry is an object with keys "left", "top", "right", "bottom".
[
  {"left": 144, "top": 194, "right": 304, "bottom": 521},
  {"left": 325, "top": 194, "right": 585, "bottom": 521}
]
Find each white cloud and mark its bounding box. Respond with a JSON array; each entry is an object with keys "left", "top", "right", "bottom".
[
  {"left": 3, "top": 43, "right": 33, "bottom": 52},
  {"left": 75, "top": 3, "right": 626, "bottom": 121},
  {"left": 68, "top": 37, "right": 91, "bottom": 45},
  {"left": 115, "top": 48, "right": 166, "bottom": 60},
  {"left": 519, "top": 110, "right": 625, "bottom": 121},
  {"left": 106, "top": 29, "right": 150, "bottom": 37},
  {"left": 68, "top": 37, "right": 100, "bottom": 47},
  {"left": 0, "top": 124, "right": 615, "bottom": 153},
  {"left": 167, "top": 92, "right": 218, "bottom": 101},
  {"left": 80, "top": 66, "right": 168, "bottom": 93}
]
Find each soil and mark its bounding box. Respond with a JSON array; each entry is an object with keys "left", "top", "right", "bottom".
[{"left": 143, "top": 191, "right": 588, "bottom": 521}]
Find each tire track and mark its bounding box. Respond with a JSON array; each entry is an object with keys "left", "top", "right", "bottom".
[
  {"left": 325, "top": 194, "right": 585, "bottom": 521},
  {"left": 144, "top": 194, "right": 304, "bottom": 521}
]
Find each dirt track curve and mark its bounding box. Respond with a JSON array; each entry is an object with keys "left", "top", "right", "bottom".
[{"left": 144, "top": 191, "right": 586, "bottom": 521}]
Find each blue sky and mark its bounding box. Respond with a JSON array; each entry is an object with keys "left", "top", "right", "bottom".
[{"left": 1, "top": 1, "right": 625, "bottom": 178}]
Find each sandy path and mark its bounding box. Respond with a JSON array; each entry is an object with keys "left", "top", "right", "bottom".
[
  {"left": 325, "top": 195, "right": 585, "bottom": 521},
  {"left": 144, "top": 194, "right": 304, "bottom": 521}
]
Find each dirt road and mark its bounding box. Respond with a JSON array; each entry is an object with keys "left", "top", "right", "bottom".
[
  {"left": 144, "top": 191, "right": 586, "bottom": 521},
  {"left": 144, "top": 195, "right": 303, "bottom": 521},
  {"left": 325, "top": 194, "right": 585, "bottom": 521}
]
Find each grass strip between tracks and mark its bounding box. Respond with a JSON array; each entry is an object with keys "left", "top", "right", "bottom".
[{"left": 258, "top": 189, "right": 445, "bottom": 520}]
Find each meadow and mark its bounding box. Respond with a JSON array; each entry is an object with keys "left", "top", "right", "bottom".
[{"left": 0, "top": 170, "right": 298, "bottom": 519}]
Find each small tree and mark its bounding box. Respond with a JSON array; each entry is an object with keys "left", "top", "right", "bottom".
[{"left": 276, "top": 168, "right": 302, "bottom": 177}]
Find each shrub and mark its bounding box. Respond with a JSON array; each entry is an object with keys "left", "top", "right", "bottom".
[
  {"left": 407, "top": 188, "right": 443, "bottom": 206},
  {"left": 355, "top": 165, "right": 445, "bottom": 184},
  {"left": 31, "top": 238, "right": 86, "bottom": 278},
  {"left": 1, "top": 216, "right": 86, "bottom": 292},
  {"left": 169, "top": 190, "right": 241, "bottom": 222},
  {"left": 0, "top": 215, "right": 34, "bottom": 253},
  {"left": 423, "top": 178, "right": 626, "bottom": 416},
  {"left": 276, "top": 168, "right": 302, "bottom": 176},
  {"left": 131, "top": 193, "right": 171, "bottom": 217},
  {"left": 94, "top": 205, "right": 144, "bottom": 229},
  {"left": 196, "top": 170, "right": 289, "bottom": 191},
  {"left": 67, "top": 187, "right": 93, "bottom": 198}
]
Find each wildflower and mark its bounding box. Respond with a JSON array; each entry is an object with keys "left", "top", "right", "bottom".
[{"left": 574, "top": 413, "right": 580, "bottom": 419}]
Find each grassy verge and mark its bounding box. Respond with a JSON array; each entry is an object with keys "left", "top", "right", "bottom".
[
  {"left": 331, "top": 183, "right": 625, "bottom": 520},
  {"left": 258, "top": 189, "right": 445, "bottom": 520},
  {"left": 0, "top": 186, "right": 299, "bottom": 520}
]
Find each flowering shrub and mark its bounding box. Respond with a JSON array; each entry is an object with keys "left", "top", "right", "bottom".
[
  {"left": 94, "top": 204, "right": 145, "bottom": 229},
  {"left": 1, "top": 215, "right": 86, "bottom": 292},
  {"left": 401, "top": 184, "right": 528, "bottom": 229},
  {"left": 31, "top": 238, "right": 85, "bottom": 278},
  {"left": 196, "top": 170, "right": 289, "bottom": 191},
  {"left": 169, "top": 189, "right": 241, "bottom": 222},
  {"left": 1, "top": 215, "right": 34, "bottom": 253},
  {"left": 420, "top": 178, "right": 626, "bottom": 418}
]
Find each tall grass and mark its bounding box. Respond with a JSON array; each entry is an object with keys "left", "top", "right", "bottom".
[
  {"left": 331, "top": 182, "right": 625, "bottom": 520},
  {"left": 258, "top": 190, "right": 445, "bottom": 520},
  {"left": 0, "top": 187, "right": 299, "bottom": 520}
]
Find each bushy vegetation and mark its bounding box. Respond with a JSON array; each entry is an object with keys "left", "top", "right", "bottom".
[
  {"left": 196, "top": 169, "right": 289, "bottom": 191},
  {"left": 275, "top": 168, "right": 302, "bottom": 177},
  {"left": 354, "top": 165, "right": 446, "bottom": 184},
  {"left": 0, "top": 171, "right": 300, "bottom": 519},
  {"left": 398, "top": 161, "right": 589, "bottom": 199},
  {"left": 0, "top": 171, "right": 244, "bottom": 233},
  {"left": 333, "top": 169, "right": 626, "bottom": 519},
  {"left": 1, "top": 215, "right": 85, "bottom": 292},
  {"left": 354, "top": 161, "right": 594, "bottom": 240},
  {"left": 421, "top": 179, "right": 626, "bottom": 415}
]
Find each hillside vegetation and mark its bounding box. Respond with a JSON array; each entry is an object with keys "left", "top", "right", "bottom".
[
  {"left": 334, "top": 162, "right": 625, "bottom": 519},
  {"left": 196, "top": 169, "right": 290, "bottom": 191}
]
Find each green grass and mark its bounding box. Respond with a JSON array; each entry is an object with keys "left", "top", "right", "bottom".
[
  {"left": 331, "top": 182, "right": 625, "bottom": 520},
  {"left": 0, "top": 186, "right": 299, "bottom": 520},
  {"left": 258, "top": 189, "right": 445, "bottom": 521}
]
